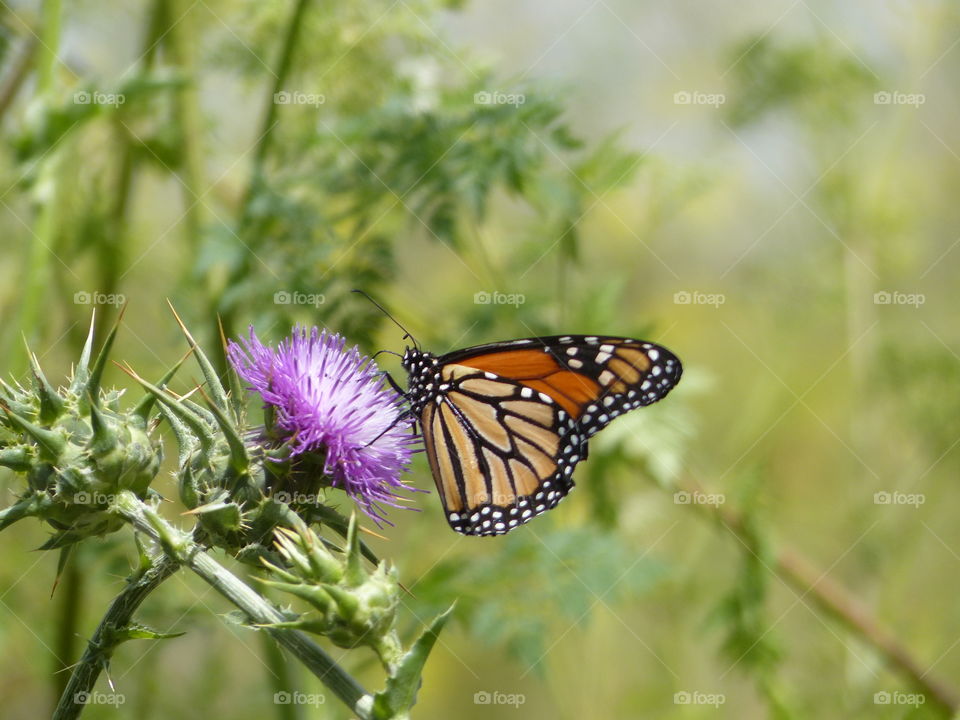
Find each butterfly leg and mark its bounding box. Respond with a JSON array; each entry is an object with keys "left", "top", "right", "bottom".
[
  {"left": 364, "top": 407, "right": 418, "bottom": 447},
  {"left": 380, "top": 370, "right": 408, "bottom": 398}
]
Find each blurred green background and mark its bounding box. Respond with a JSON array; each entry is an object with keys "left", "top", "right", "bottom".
[{"left": 2, "top": 0, "right": 959, "bottom": 717}]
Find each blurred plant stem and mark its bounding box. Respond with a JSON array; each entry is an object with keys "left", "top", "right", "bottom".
[
  {"left": 250, "top": 567, "right": 304, "bottom": 720},
  {"left": 52, "top": 549, "right": 85, "bottom": 706},
  {"left": 22, "top": 0, "right": 87, "bottom": 702},
  {"left": 676, "top": 476, "right": 960, "bottom": 715},
  {"left": 0, "top": 35, "right": 38, "bottom": 121},
  {"left": 164, "top": 0, "right": 206, "bottom": 255},
  {"left": 10, "top": 0, "right": 62, "bottom": 376},
  {"left": 215, "top": 0, "right": 313, "bottom": 376},
  {"left": 73, "top": 0, "right": 166, "bottom": 350},
  {"left": 262, "top": 628, "right": 304, "bottom": 720}
]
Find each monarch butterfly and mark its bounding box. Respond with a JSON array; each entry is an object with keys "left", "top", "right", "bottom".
[{"left": 399, "top": 334, "right": 682, "bottom": 536}]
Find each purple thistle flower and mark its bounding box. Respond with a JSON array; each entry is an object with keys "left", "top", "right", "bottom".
[{"left": 227, "top": 326, "right": 420, "bottom": 524}]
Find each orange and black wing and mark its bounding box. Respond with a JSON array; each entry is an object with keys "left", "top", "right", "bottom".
[{"left": 416, "top": 336, "right": 681, "bottom": 536}]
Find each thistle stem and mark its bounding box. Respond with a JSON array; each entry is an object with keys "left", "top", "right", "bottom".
[
  {"left": 110, "top": 491, "right": 374, "bottom": 718},
  {"left": 52, "top": 553, "right": 180, "bottom": 720},
  {"left": 0, "top": 495, "right": 43, "bottom": 531}
]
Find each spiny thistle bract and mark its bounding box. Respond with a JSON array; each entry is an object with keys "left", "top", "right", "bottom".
[
  {"left": 0, "top": 316, "right": 162, "bottom": 547},
  {"left": 0, "top": 309, "right": 453, "bottom": 720},
  {"left": 258, "top": 514, "right": 404, "bottom": 667}
]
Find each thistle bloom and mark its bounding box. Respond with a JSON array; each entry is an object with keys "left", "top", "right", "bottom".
[{"left": 227, "top": 326, "right": 419, "bottom": 524}]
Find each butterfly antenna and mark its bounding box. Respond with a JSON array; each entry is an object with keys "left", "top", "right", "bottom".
[
  {"left": 351, "top": 289, "right": 419, "bottom": 349},
  {"left": 372, "top": 349, "right": 402, "bottom": 361}
]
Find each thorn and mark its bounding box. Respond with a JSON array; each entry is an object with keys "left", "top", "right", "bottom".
[{"left": 358, "top": 525, "right": 389, "bottom": 541}]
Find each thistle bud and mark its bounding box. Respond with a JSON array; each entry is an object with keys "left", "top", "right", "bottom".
[
  {"left": 258, "top": 514, "right": 402, "bottom": 667},
  {"left": 0, "top": 318, "right": 162, "bottom": 545}
]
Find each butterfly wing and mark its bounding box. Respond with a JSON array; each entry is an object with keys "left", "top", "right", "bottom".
[{"left": 417, "top": 336, "right": 681, "bottom": 536}]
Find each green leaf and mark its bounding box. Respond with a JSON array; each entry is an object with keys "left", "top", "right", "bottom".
[
  {"left": 119, "top": 365, "right": 214, "bottom": 452},
  {"left": 26, "top": 347, "right": 65, "bottom": 422},
  {"left": 83, "top": 303, "right": 126, "bottom": 407},
  {"left": 372, "top": 604, "right": 454, "bottom": 719},
  {"left": 111, "top": 623, "right": 186, "bottom": 642},
  {"left": 69, "top": 312, "right": 96, "bottom": 400},
  {"left": 1, "top": 406, "right": 66, "bottom": 460},
  {"left": 132, "top": 350, "right": 193, "bottom": 423},
  {"left": 167, "top": 300, "right": 231, "bottom": 412}
]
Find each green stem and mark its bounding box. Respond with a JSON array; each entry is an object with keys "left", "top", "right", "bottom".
[
  {"left": 110, "top": 491, "right": 373, "bottom": 718},
  {"left": 0, "top": 495, "right": 44, "bottom": 530},
  {"left": 0, "top": 36, "right": 38, "bottom": 121},
  {"left": 163, "top": 0, "right": 206, "bottom": 255},
  {"left": 241, "top": 0, "right": 312, "bottom": 223},
  {"left": 676, "top": 477, "right": 960, "bottom": 716},
  {"left": 90, "top": 0, "right": 167, "bottom": 341},
  {"left": 261, "top": 628, "right": 303, "bottom": 720},
  {"left": 6, "top": 0, "right": 62, "bottom": 376},
  {"left": 51, "top": 553, "right": 181, "bottom": 720},
  {"left": 37, "top": 0, "right": 61, "bottom": 91},
  {"left": 51, "top": 550, "right": 84, "bottom": 707},
  {"left": 215, "top": 0, "right": 313, "bottom": 375},
  {"left": 253, "top": 568, "right": 303, "bottom": 720}
]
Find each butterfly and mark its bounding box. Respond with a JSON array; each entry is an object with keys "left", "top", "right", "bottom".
[{"left": 400, "top": 335, "right": 682, "bottom": 536}]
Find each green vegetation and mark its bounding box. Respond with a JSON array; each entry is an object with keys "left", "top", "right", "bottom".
[{"left": 1, "top": 0, "right": 958, "bottom": 717}]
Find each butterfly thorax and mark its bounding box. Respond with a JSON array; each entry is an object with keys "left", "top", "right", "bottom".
[{"left": 400, "top": 348, "right": 442, "bottom": 414}]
